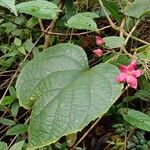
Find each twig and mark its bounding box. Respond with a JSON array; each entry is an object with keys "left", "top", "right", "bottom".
[
  {"left": 120, "top": 18, "right": 125, "bottom": 37},
  {"left": 48, "top": 25, "right": 111, "bottom": 35},
  {"left": 38, "top": 19, "right": 45, "bottom": 32},
  {"left": 43, "top": 0, "right": 64, "bottom": 49},
  {"left": 98, "top": 0, "right": 118, "bottom": 30},
  {"left": 0, "top": 13, "right": 112, "bottom": 37},
  {"left": 70, "top": 118, "right": 101, "bottom": 150},
  {"left": 123, "top": 128, "right": 135, "bottom": 150},
  {"left": 125, "top": 19, "right": 140, "bottom": 45},
  {"left": 123, "top": 30, "right": 149, "bottom": 45},
  {"left": 118, "top": 17, "right": 133, "bottom": 58},
  {"left": 0, "top": 70, "right": 16, "bottom": 75}
]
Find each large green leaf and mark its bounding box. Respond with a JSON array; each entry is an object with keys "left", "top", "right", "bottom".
[
  {"left": 122, "top": 109, "right": 150, "bottom": 132},
  {"left": 0, "top": 0, "right": 17, "bottom": 15},
  {"left": 123, "top": 0, "right": 150, "bottom": 18},
  {"left": 16, "top": 43, "right": 123, "bottom": 149},
  {"left": 16, "top": 0, "right": 60, "bottom": 19},
  {"left": 66, "top": 13, "right": 98, "bottom": 31},
  {"left": 27, "top": 63, "right": 122, "bottom": 149}
]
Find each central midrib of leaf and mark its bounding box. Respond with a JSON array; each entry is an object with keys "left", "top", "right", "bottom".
[{"left": 30, "top": 69, "right": 87, "bottom": 114}]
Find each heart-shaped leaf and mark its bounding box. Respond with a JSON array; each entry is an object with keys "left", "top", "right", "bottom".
[
  {"left": 16, "top": 43, "right": 123, "bottom": 149},
  {"left": 16, "top": 0, "right": 60, "bottom": 19}
]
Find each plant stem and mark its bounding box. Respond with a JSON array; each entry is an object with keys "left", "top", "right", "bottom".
[
  {"left": 43, "top": 0, "right": 65, "bottom": 49},
  {"left": 125, "top": 19, "right": 140, "bottom": 45},
  {"left": 98, "top": 0, "right": 150, "bottom": 45},
  {"left": 98, "top": 0, "right": 118, "bottom": 30}
]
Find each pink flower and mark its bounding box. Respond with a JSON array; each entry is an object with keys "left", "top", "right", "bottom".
[
  {"left": 116, "top": 60, "right": 144, "bottom": 89},
  {"left": 93, "top": 49, "right": 103, "bottom": 57},
  {"left": 95, "top": 36, "right": 104, "bottom": 46}
]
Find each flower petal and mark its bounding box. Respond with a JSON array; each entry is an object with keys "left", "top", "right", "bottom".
[
  {"left": 116, "top": 72, "right": 126, "bottom": 83},
  {"left": 93, "top": 49, "right": 103, "bottom": 57},
  {"left": 127, "top": 60, "right": 137, "bottom": 71},
  {"left": 128, "top": 82, "right": 137, "bottom": 89},
  {"left": 131, "top": 70, "right": 144, "bottom": 78},
  {"left": 119, "top": 65, "right": 128, "bottom": 72},
  {"left": 126, "top": 75, "right": 138, "bottom": 89},
  {"left": 95, "top": 36, "right": 104, "bottom": 46}
]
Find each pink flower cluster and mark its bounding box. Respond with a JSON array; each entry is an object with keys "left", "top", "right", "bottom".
[
  {"left": 93, "top": 36, "right": 104, "bottom": 57},
  {"left": 116, "top": 60, "right": 143, "bottom": 89}
]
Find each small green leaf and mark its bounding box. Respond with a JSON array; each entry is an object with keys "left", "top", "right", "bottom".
[
  {"left": 112, "top": 55, "right": 130, "bottom": 67},
  {"left": 14, "top": 37, "right": 21, "bottom": 46},
  {"left": 137, "top": 45, "right": 150, "bottom": 60},
  {"left": 26, "top": 17, "right": 38, "bottom": 28},
  {"left": 65, "top": 0, "right": 75, "bottom": 19},
  {"left": 103, "top": 0, "right": 121, "bottom": 21},
  {"left": 123, "top": 0, "right": 150, "bottom": 18},
  {"left": 1, "top": 96, "right": 15, "bottom": 106},
  {"left": 135, "top": 90, "right": 150, "bottom": 102},
  {"left": 0, "top": 0, "right": 17, "bottom": 16},
  {"left": 9, "top": 86, "right": 16, "bottom": 98},
  {"left": 6, "top": 124, "right": 28, "bottom": 135},
  {"left": 122, "top": 109, "right": 150, "bottom": 131},
  {"left": 10, "top": 140, "right": 24, "bottom": 150},
  {"left": 18, "top": 46, "right": 26, "bottom": 55},
  {"left": 23, "top": 39, "right": 35, "bottom": 52},
  {"left": 0, "top": 141, "right": 7, "bottom": 150},
  {"left": 104, "top": 36, "right": 125, "bottom": 48},
  {"left": 66, "top": 13, "right": 98, "bottom": 31},
  {"left": 16, "top": 0, "right": 60, "bottom": 19},
  {"left": 11, "top": 101, "right": 19, "bottom": 117},
  {"left": 0, "top": 118, "right": 16, "bottom": 126}
]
